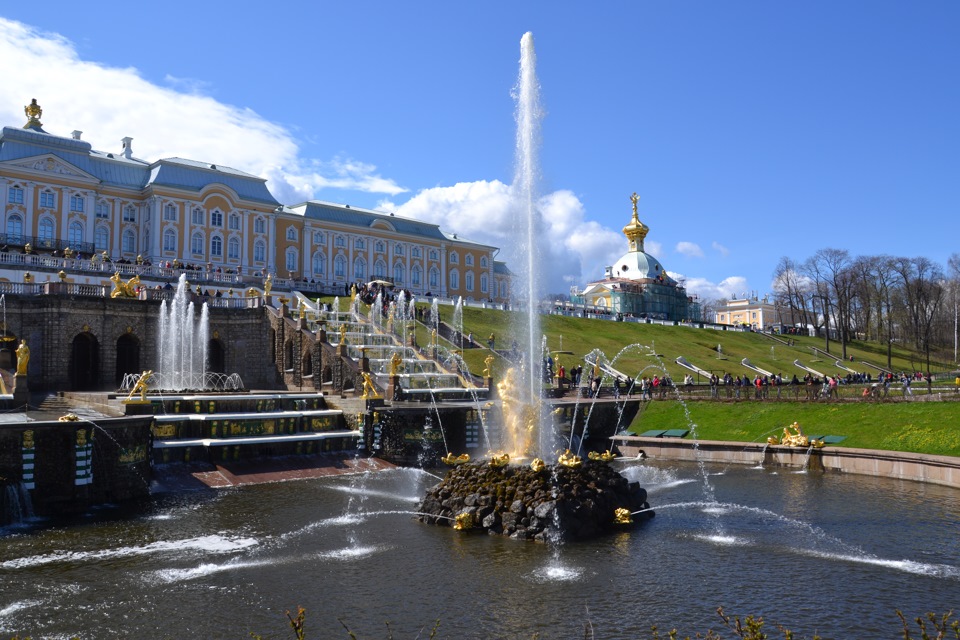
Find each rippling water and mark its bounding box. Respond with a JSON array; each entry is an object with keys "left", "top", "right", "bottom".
[{"left": 0, "top": 461, "right": 957, "bottom": 638}]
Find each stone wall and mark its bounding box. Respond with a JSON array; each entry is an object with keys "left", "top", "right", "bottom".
[
  {"left": 612, "top": 436, "right": 960, "bottom": 489},
  {"left": 0, "top": 293, "right": 276, "bottom": 391}
]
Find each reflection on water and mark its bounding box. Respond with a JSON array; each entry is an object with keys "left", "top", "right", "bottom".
[{"left": 0, "top": 462, "right": 958, "bottom": 638}]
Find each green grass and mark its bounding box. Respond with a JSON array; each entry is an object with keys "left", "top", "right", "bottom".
[{"left": 627, "top": 400, "right": 960, "bottom": 457}]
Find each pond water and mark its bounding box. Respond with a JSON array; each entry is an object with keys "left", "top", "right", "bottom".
[{"left": 0, "top": 459, "right": 957, "bottom": 639}]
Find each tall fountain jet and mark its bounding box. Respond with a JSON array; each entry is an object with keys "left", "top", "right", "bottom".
[
  {"left": 513, "top": 32, "right": 547, "bottom": 457},
  {"left": 157, "top": 274, "right": 209, "bottom": 391}
]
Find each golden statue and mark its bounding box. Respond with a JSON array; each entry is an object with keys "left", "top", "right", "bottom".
[
  {"left": 483, "top": 354, "right": 495, "bottom": 378},
  {"left": 360, "top": 372, "right": 382, "bottom": 400},
  {"left": 489, "top": 453, "right": 510, "bottom": 468},
  {"left": 453, "top": 512, "right": 474, "bottom": 530},
  {"left": 530, "top": 458, "right": 546, "bottom": 473},
  {"left": 24, "top": 98, "right": 42, "bottom": 126},
  {"left": 15, "top": 340, "right": 29, "bottom": 376},
  {"left": 125, "top": 370, "right": 153, "bottom": 402},
  {"left": 110, "top": 272, "right": 140, "bottom": 298},
  {"left": 338, "top": 324, "right": 347, "bottom": 345},
  {"left": 613, "top": 508, "right": 633, "bottom": 525},
  {"left": 558, "top": 449, "right": 583, "bottom": 469},
  {"left": 772, "top": 421, "right": 811, "bottom": 447},
  {"left": 431, "top": 329, "right": 438, "bottom": 346},
  {"left": 442, "top": 452, "right": 470, "bottom": 466},
  {"left": 389, "top": 352, "right": 403, "bottom": 376},
  {"left": 587, "top": 450, "right": 617, "bottom": 463},
  {"left": 263, "top": 273, "right": 273, "bottom": 295},
  {"left": 59, "top": 413, "right": 80, "bottom": 423}
]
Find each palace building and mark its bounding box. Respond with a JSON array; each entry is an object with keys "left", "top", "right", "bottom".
[
  {"left": 0, "top": 100, "right": 511, "bottom": 301},
  {"left": 574, "top": 193, "right": 700, "bottom": 321}
]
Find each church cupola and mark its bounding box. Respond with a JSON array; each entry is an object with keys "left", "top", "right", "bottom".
[{"left": 622, "top": 192, "right": 649, "bottom": 252}]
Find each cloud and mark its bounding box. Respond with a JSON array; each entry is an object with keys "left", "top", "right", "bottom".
[
  {"left": 676, "top": 241, "right": 705, "bottom": 258},
  {"left": 712, "top": 241, "right": 730, "bottom": 257},
  {"left": 0, "top": 18, "right": 406, "bottom": 203},
  {"left": 392, "top": 182, "right": 625, "bottom": 293},
  {"left": 668, "top": 272, "right": 748, "bottom": 300}
]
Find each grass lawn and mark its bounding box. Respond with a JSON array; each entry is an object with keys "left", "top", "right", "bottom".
[{"left": 627, "top": 400, "right": 960, "bottom": 457}]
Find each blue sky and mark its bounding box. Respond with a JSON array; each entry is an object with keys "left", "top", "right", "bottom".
[{"left": 1, "top": 2, "right": 957, "bottom": 300}]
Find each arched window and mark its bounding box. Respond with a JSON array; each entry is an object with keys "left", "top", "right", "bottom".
[
  {"left": 39, "top": 190, "right": 56, "bottom": 209},
  {"left": 211, "top": 210, "right": 223, "bottom": 227},
  {"left": 480, "top": 273, "right": 488, "bottom": 293},
  {"left": 192, "top": 207, "right": 205, "bottom": 225},
  {"left": 254, "top": 240, "right": 266, "bottom": 263},
  {"left": 5, "top": 214, "right": 23, "bottom": 242},
  {"left": 95, "top": 226, "right": 109, "bottom": 251},
  {"left": 7, "top": 185, "right": 24, "bottom": 204},
  {"left": 465, "top": 271, "right": 474, "bottom": 291},
  {"left": 285, "top": 248, "right": 298, "bottom": 273},
  {"left": 335, "top": 235, "right": 346, "bottom": 248},
  {"left": 38, "top": 217, "right": 54, "bottom": 243},
  {"left": 373, "top": 259, "right": 387, "bottom": 279},
  {"left": 449, "top": 251, "right": 459, "bottom": 264},
  {"left": 481, "top": 256, "right": 488, "bottom": 268},
  {"left": 449, "top": 269, "right": 459, "bottom": 290},
  {"left": 228, "top": 213, "right": 240, "bottom": 230},
  {"left": 353, "top": 256, "right": 366, "bottom": 281},
  {"left": 312, "top": 251, "right": 325, "bottom": 275},
  {"left": 286, "top": 226, "right": 298, "bottom": 241},
  {"left": 191, "top": 232, "right": 204, "bottom": 255},
  {"left": 211, "top": 235, "right": 223, "bottom": 258},
  {"left": 393, "top": 262, "right": 405, "bottom": 285},
  {"left": 163, "top": 229, "right": 177, "bottom": 252},
  {"left": 465, "top": 254, "right": 474, "bottom": 266},
  {"left": 122, "top": 229, "right": 136, "bottom": 254},
  {"left": 334, "top": 255, "right": 346, "bottom": 277},
  {"left": 429, "top": 249, "right": 438, "bottom": 261},
  {"left": 354, "top": 238, "right": 365, "bottom": 250},
  {"left": 411, "top": 265, "right": 422, "bottom": 286},
  {"left": 164, "top": 204, "right": 177, "bottom": 221},
  {"left": 375, "top": 240, "right": 385, "bottom": 253},
  {"left": 313, "top": 231, "right": 326, "bottom": 244},
  {"left": 429, "top": 267, "right": 439, "bottom": 288},
  {"left": 254, "top": 216, "right": 266, "bottom": 234},
  {"left": 228, "top": 237, "right": 240, "bottom": 260},
  {"left": 395, "top": 243, "right": 404, "bottom": 256}
]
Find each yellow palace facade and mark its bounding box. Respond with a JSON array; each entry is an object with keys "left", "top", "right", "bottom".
[{"left": 0, "top": 100, "right": 511, "bottom": 301}]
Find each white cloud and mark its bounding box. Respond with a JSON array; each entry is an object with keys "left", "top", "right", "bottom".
[
  {"left": 393, "top": 182, "right": 625, "bottom": 293},
  {"left": 669, "top": 272, "right": 748, "bottom": 300},
  {"left": 712, "top": 241, "right": 730, "bottom": 257},
  {"left": 676, "top": 241, "right": 705, "bottom": 258},
  {"left": 0, "top": 18, "right": 406, "bottom": 202}
]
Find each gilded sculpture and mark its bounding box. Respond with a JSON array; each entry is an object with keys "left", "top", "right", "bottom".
[
  {"left": 15, "top": 340, "right": 29, "bottom": 376},
  {"left": 338, "top": 324, "right": 347, "bottom": 345},
  {"left": 360, "top": 372, "right": 382, "bottom": 400},
  {"left": 125, "top": 370, "right": 154, "bottom": 402},
  {"left": 263, "top": 273, "right": 273, "bottom": 296},
  {"left": 24, "top": 99, "right": 42, "bottom": 126},
  {"left": 389, "top": 352, "right": 403, "bottom": 376},
  {"left": 110, "top": 272, "right": 140, "bottom": 298},
  {"left": 483, "top": 354, "right": 495, "bottom": 378}
]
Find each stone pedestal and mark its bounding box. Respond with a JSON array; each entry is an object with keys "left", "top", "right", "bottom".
[
  {"left": 122, "top": 400, "right": 155, "bottom": 416},
  {"left": 360, "top": 356, "right": 370, "bottom": 373},
  {"left": 13, "top": 374, "right": 29, "bottom": 407},
  {"left": 386, "top": 374, "right": 402, "bottom": 401}
]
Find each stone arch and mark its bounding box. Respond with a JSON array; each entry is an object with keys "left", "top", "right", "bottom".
[
  {"left": 70, "top": 332, "right": 101, "bottom": 391},
  {"left": 284, "top": 339, "right": 294, "bottom": 371},
  {"left": 208, "top": 338, "right": 226, "bottom": 374},
  {"left": 301, "top": 350, "right": 313, "bottom": 377},
  {"left": 115, "top": 333, "right": 140, "bottom": 387},
  {"left": 0, "top": 331, "right": 16, "bottom": 370}
]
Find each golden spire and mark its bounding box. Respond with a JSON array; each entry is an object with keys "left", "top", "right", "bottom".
[
  {"left": 622, "top": 192, "right": 649, "bottom": 252},
  {"left": 23, "top": 98, "right": 43, "bottom": 129}
]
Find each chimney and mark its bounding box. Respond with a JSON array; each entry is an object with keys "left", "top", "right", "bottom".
[
  {"left": 71, "top": 130, "right": 83, "bottom": 140},
  {"left": 121, "top": 136, "right": 133, "bottom": 159}
]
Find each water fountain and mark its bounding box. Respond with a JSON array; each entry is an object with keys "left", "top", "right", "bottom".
[{"left": 156, "top": 274, "right": 209, "bottom": 391}]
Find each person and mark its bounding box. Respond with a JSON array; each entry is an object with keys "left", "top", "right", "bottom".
[
  {"left": 488, "top": 333, "right": 496, "bottom": 350},
  {"left": 15, "top": 339, "right": 29, "bottom": 376},
  {"left": 955, "top": 374, "right": 960, "bottom": 394}
]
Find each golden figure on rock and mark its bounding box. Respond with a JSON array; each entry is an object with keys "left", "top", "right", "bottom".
[
  {"left": 769, "top": 421, "right": 816, "bottom": 447},
  {"left": 558, "top": 449, "right": 582, "bottom": 469},
  {"left": 483, "top": 354, "right": 495, "bottom": 378},
  {"left": 489, "top": 453, "right": 510, "bottom": 468},
  {"left": 613, "top": 508, "right": 633, "bottom": 525},
  {"left": 263, "top": 273, "right": 273, "bottom": 296},
  {"left": 442, "top": 452, "right": 470, "bottom": 466},
  {"left": 453, "top": 512, "right": 474, "bottom": 530},
  {"left": 587, "top": 450, "right": 617, "bottom": 463},
  {"left": 530, "top": 458, "right": 546, "bottom": 473}
]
